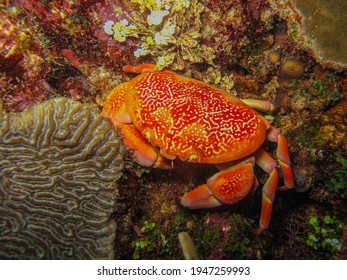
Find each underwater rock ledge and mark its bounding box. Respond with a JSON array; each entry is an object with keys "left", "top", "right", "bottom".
[{"left": 0, "top": 98, "right": 125, "bottom": 259}]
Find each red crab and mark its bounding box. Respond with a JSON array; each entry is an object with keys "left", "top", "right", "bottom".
[{"left": 102, "top": 64, "right": 294, "bottom": 233}]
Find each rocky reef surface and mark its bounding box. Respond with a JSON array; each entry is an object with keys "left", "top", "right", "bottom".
[{"left": 0, "top": 0, "right": 346, "bottom": 259}]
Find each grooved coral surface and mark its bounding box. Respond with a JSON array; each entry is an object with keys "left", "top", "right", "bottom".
[
  {"left": 0, "top": 98, "right": 125, "bottom": 259},
  {"left": 291, "top": 0, "right": 347, "bottom": 67}
]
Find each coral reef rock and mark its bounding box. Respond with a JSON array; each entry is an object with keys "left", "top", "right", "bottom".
[
  {"left": 280, "top": 58, "right": 305, "bottom": 79},
  {"left": 0, "top": 98, "right": 125, "bottom": 259},
  {"left": 291, "top": 0, "right": 347, "bottom": 68}
]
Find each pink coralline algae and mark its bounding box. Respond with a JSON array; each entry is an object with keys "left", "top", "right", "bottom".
[
  {"left": 1, "top": 0, "right": 137, "bottom": 112},
  {"left": 0, "top": 15, "right": 51, "bottom": 112},
  {"left": 201, "top": 0, "right": 272, "bottom": 64}
]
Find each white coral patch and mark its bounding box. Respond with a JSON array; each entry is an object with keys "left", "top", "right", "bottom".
[
  {"left": 103, "top": 20, "right": 114, "bottom": 35},
  {"left": 134, "top": 48, "right": 150, "bottom": 58},
  {"left": 147, "top": 10, "right": 170, "bottom": 25},
  {"left": 154, "top": 32, "right": 167, "bottom": 45},
  {"left": 120, "top": 19, "right": 129, "bottom": 25}
]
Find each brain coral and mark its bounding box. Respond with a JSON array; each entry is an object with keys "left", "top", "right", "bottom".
[
  {"left": 0, "top": 98, "right": 125, "bottom": 259},
  {"left": 291, "top": 0, "right": 347, "bottom": 67}
]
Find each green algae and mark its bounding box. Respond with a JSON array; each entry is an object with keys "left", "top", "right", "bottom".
[
  {"left": 306, "top": 215, "right": 343, "bottom": 256},
  {"left": 326, "top": 152, "right": 347, "bottom": 200},
  {"left": 131, "top": 220, "right": 170, "bottom": 259}
]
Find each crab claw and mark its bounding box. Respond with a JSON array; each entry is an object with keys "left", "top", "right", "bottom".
[
  {"left": 181, "top": 163, "right": 255, "bottom": 209},
  {"left": 119, "top": 124, "right": 158, "bottom": 167},
  {"left": 181, "top": 184, "right": 223, "bottom": 209}
]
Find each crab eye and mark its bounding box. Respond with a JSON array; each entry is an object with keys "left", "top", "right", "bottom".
[{"left": 188, "top": 153, "right": 199, "bottom": 163}]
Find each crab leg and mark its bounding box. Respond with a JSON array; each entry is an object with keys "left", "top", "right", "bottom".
[
  {"left": 119, "top": 124, "right": 158, "bottom": 167},
  {"left": 109, "top": 124, "right": 172, "bottom": 169},
  {"left": 241, "top": 99, "right": 294, "bottom": 190},
  {"left": 123, "top": 64, "right": 158, "bottom": 74},
  {"left": 267, "top": 126, "right": 294, "bottom": 190},
  {"left": 241, "top": 98, "right": 275, "bottom": 113},
  {"left": 254, "top": 148, "right": 279, "bottom": 233},
  {"left": 254, "top": 125, "right": 295, "bottom": 232},
  {"left": 259, "top": 169, "right": 279, "bottom": 233}
]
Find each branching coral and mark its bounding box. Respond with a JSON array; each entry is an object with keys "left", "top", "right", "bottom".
[{"left": 103, "top": 0, "right": 216, "bottom": 70}]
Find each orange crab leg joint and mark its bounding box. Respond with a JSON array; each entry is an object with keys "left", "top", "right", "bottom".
[
  {"left": 241, "top": 98, "right": 276, "bottom": 113},
  {"left": 259, "top": 168, "right": 279, "bottom": 233}
]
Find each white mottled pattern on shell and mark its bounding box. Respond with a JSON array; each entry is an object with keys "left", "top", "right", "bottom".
[{"left": 130, "top": 72, "right": 264, "bottom": 162}]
